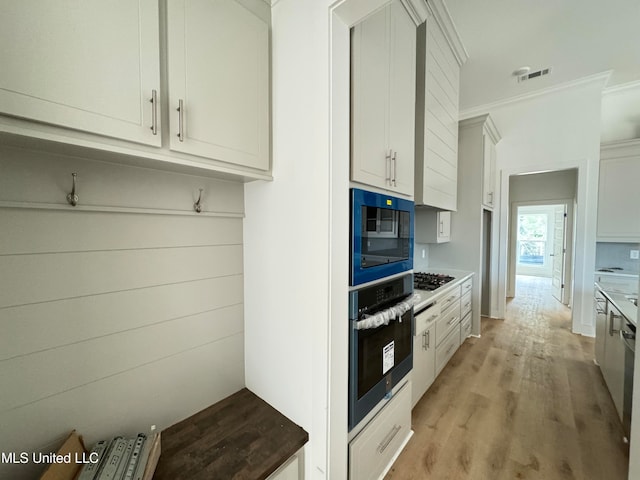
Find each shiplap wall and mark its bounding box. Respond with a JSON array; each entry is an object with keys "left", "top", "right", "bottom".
[{"left": 0, "top": 145, "right": 245, "bottom": 479}]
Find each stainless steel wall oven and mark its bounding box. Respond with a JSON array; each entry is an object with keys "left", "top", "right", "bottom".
[{"left": 348, "top": 273, "right": 413, "bottom": 430}]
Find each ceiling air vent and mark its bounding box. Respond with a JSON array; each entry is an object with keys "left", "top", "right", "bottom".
[{"left": 518, "top": 67, "right": 552, "bottom": 83}]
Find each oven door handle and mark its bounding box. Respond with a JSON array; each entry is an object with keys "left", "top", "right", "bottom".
[{"left": 355, "top": 293, "right": 420, "bottom": 330}]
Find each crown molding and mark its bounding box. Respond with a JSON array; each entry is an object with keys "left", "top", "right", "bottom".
[
  {"left": 459, "top": 114, "right": 501, "bottom": 143},
  {"left": 600, "top": 137, "right": 640, "bottom": 156},
  {"left": 427, "top": 0, "right": 468, "bottom": 65},
  {"left": 603, "top": 79, "right": 640, "bottom": 96},
  {"left": 401, "top": 0, "right": 430, "bottom": 25},
  {"left": 459, "top": 71, "right": 612, "bottom": 120}
]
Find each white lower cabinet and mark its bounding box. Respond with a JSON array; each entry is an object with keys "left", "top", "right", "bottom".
[
  {"left": 349, "top": 381, "right": 412, "bottom": 480},
  {"left": 436, "top": 327, "right": 461, "bottom": 376},
  {"left": 267, "top": 449, "right": 304, "bottom": 480},
  {"left": 412, "top": 309, "right": 437, "bottom": 407},
  {"left": 460, "top": 311, "right": 472, "bottom": 343}
]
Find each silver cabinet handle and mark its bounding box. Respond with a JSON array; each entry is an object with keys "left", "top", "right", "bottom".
[
  {"left": 439, "top": 220, "right": 444, "bottom": 234},
  {"left": 150, "top": 89, "right": 158, "bottom": 135},
  {"left": 609, "top": 311, "right": 621, "bottom": 336},
  {"left": 392, "top": 150, "right": 397, "bottom": 186},
  {"left": 422, "top": 331, "right": 427, "bottom": 350},
  {"left": 385, "top": 149, "right": 392, "bottom": 185},
  {"left": 378, "top": 425, "right": 401, "bottom": 453},
  {"left": 177, "top": 99, "right": 185, "bottom": 142},
  {"left": 488, "top": 191, "right": 494, "bottom": 203},
  {"left": 447, "top": 316, "right": 459, "bottom": 326},
  {"left": 426, "top": 330, "right": 430, "bottom": 348}
]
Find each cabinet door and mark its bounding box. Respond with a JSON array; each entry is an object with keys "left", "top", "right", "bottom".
[
  {"left": 167, "top": 0, "right": 270, "bottom": 170},
  {"left": 437, "top": 211, "right": 451, "bottom": 242},
  {"left": 387, "top": 0, "right": 416, "bottom": 196},
  {"left": 602, "top": 305, "right": 625, "bottom": 421},
  {"left": 597, "top": 157, "right": 640, "bottom": 241},
  {"left": 482, "top": 133, "right": 496, "bottom": 208},
  {"left": 411, "top": 325, "right": 435, "bottom": 408},
  {"left": 0, "top": 0, "right": 161, "bottom": 146},
  {"left": 351, "top": 6, "right": 391, "bottom": 191}
]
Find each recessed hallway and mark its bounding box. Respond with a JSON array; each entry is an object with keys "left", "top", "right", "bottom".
[{"left": 386, "top": 275, "right": 629, "bottom": 479}]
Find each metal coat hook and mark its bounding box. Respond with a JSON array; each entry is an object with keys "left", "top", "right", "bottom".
[
  {"left": 66, "top": 173, "right": 79, "bottom": 206},
  {"left": 194, "top": 188, "right": 203, "bottom": 213}
]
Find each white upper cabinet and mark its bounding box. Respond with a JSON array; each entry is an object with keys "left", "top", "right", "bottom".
[
  {"left": 597, "top": 139, "right": 640, "bottom": 242},
  {"left": 414, "top": 10, "right": 464, "bottom": 210},
  {"left": 167, "top": 0, "right": 270, "bottom": 170},
  {"left": 0, "top": 0, "right": 161, "bottom": 146},
  {"left": 351, "top": 0, "right": 416, "bottom": 197}
]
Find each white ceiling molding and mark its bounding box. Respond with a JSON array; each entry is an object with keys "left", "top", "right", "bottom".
[
  {"left": 601, "top": 137, "right": 640, "bottom": 154},
  {"left": 603, "top": 79, "right": 640, "bottom": 96},
  {"left": 426, "top": 0, "right": 468, "bottom": 65},
  {"left": 401, "top": 0, "right": 430, "bottom": 26},
  {"left": 459, "top": 71, "right": 612, "bottom": 120}
]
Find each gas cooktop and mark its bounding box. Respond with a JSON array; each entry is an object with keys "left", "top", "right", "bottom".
[{"left": 414, "top": 272, "right": 455, "bottom": 291}]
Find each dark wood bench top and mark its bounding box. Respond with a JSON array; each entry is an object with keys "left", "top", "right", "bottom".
[{"left": 153, "top": 388, "right": 308, "bottom": 480}]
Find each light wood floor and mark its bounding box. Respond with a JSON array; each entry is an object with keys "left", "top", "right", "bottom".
[{"left": 386, "top": 275, "right": 629, "bottom": 480}]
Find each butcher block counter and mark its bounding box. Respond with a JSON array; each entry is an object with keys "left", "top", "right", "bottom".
[{"left": 154, "top": 388, "right": 308, "bottom": 480}]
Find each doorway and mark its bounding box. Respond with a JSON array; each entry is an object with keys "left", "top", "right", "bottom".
[{"left": 509, "top": 200, "right": 574, "bottom": 306}]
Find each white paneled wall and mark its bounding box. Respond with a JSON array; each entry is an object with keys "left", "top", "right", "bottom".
[{"left": 0, "top": 145, "right": 245, "bottom": 479}]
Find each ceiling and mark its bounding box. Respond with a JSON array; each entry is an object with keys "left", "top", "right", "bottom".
[{"left": 443, "top": 0, "right": 640, "bottom": 111}]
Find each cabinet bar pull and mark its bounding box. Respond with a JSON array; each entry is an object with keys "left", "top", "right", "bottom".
[
  {"left": 177, "top": 99, "right": 185, "bottom": 142},
  {"left": 422, "top": 331, "right": 427, "bottom": 350},
  {"left": 426, "top": 330, "right": 430, "bottom": 348},
  {"left": 392, "top": 150, "right": 397, "bottom": 186},
  {"left": 378, "top": 425, "right": 401, "bottom": 453},
  {"left": 447, "top": 316, "right": 459, "bottom": 326},
  {"left": 385, "top": 149, "right": 392, "bottom": 184},
  {"left": 609, "top": 311, "right": 621, "bottom": 336},
  {"left": 439, "top": 220, "right": 444, "bottom": 234},
  {"left": 150, "top": 89, "right": 158, "bottom": 135}
]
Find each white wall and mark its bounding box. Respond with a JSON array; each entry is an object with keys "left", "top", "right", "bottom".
[
  {"left": 482, "top": 78, "right": 605, "bottom": 336},
  {"left": 601, "top": 82, "right": 640, "bottom": 143},
  {"left": 243, "top": 1, "right": 394, "bottom": 478},
  {"left": 0, "top": 145, "right": 245, "bottom": 480},
  {"left": 243, "top": 0, "right": 332, "bottom": 477}
]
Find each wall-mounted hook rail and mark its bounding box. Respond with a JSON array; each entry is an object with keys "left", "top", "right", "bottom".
[
  {"left": 66, "top": 173, "right": 79, "bottom": 206},
  {"left": 194, "top": 188, "right": 203, "bottom": 213}
]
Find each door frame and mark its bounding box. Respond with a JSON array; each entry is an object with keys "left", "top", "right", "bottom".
[{"left": 507, "top": 198, "right": 575, "bottom": 306}]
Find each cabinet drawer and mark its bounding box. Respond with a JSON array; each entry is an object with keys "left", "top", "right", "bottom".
[
  {"left": 460, "top": 291, "right": 472, "bottom": 319},
  {"left": 414, "top": 302, "right": 440, "bottom": 336},
  {"left": 460, "top": 312, "right": 472, "bottom": 342},
  {"left": 349, "top": 381, "right": 412, "bottom": 480},
  {"left": 436, "top": 328, "right": 460, "bottom": 375},
  {"left": 439, "top": 285, "right": 461, "bottom": 311},
  {"left": 461, "top": 278, "right": 473, "bottom": 296},
  {"left": 435, "top": 298, "right": 461, "bottom": 346}
]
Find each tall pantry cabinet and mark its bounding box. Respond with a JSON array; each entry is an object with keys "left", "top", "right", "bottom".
[{"left": 350, "top": 0, "right": 417, "bottom": 196}]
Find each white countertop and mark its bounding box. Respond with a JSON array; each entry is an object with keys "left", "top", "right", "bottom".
[
  {"left": 595, "top": 269, "right": 639, "bottom": 278},
  {"left": 596, "top": 282, "right": 638, "bottom": 327},
  {"left": 414, "top": 269, "right": 474, "bottom": 312}
]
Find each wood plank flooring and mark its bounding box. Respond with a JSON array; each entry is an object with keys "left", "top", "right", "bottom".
[{"left": 387, "top": 275, "right": 629, "bottom": 480}]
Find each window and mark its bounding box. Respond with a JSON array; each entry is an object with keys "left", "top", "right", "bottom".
[{"left": 517, "top": 212, "right": 548, "bottom": 266}]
